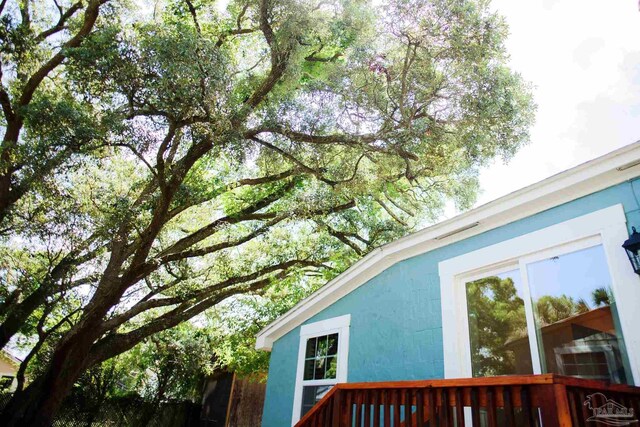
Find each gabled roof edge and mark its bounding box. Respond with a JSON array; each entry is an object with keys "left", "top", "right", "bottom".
[{"left": 256, "top": 140, "right": 640, "bottom": 351}]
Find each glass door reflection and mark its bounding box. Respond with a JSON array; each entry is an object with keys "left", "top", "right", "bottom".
[
  {"left": 526, "top": 244, "right": 630, "bottom": 383},
  {"left": 466, "top": 269, "right": 533, "bottom": 377}
]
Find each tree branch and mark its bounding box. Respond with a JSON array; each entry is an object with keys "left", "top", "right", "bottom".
[
  {"left": 250, "top": 136, "right": 341, "bottom": 186},
  {"left": 158, "top": 216, "right": 286, "bottom": 262},
  {"left": 160, "top": 198, "right": 354, "bottom": 263},
  {"left": 182, "top": 0, "right": 201, "bottom": 33},
  {"left": 305, "top": 52, "right": 342, "bottom": 62},
  {"left": 375, "top": 197, "right": 408, "bottom": 226},
  {"left": 247, "top": 126, "right": 420, "bottom": 161},
  {"left": 35, "top": 1, "right": 84, "bottom": 42},
  {"left": 165, "top": 169, "right": 295, "bottom": 221},
  {"left": 319, "top": 222, "right": 364, "bottom": 255},
  {"left": 0, "top": 65, "right": 13, "bottom": 122},
  {"left": 15, "top": 306, "right": 81, "bottom": 393},
  {"left": 92, "top": 258, "right": 326, "bottom": 350},
  {"left": 239, "top": 0, "right": 292, "bottom": 112},
  {"left": 155, "top": 180, "right": 296, "bottom": 259},
  {"left": 18, "top": 0, "right": 108, "bottom": 108}
]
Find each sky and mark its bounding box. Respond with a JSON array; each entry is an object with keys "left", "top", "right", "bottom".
[
  {"left": 473, "top": 0, "right": 640, "bottom": 206},
  {"left": 468, "top": 245, "right": 611, "bottom": 305},
  {"left": 527, "top": 244, "right": 612, "bottom": 303}
]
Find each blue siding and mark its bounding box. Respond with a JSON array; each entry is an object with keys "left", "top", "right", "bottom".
[{"left": 261, "top": 180, "right": 640, "bottom": 427}]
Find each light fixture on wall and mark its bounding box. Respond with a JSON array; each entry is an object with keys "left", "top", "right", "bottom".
[{"left": 622, "top": 226, "right": 640, "bottom": 275}]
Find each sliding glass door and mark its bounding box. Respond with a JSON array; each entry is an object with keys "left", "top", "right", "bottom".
[
  {"left": 466, "top": 269, "right": 533, "bottom": 377},
  {"left": 465, "top": 242, "right": 632, "bottom": 384}
]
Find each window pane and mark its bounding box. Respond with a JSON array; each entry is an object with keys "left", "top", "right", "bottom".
[
  {"left": 303, "top": 333, "right": 341, "bottom": 380},
  {"left": 327, "top": 333, "right": 339, "bottom": 356},
  {"left": 316, "top": 336, "right": 329, "bottom": 358},
  {"left": 0, "top": 376, "right": 12, "bottom": 390},
  {"left": 527, "top": 244, "right": 630, "bottom": 383},
  {"left": 301, "top": 385, "right": 331, "bottom": 417},
  {"left": 303, "top": 359, "right": 315, "bottom": 380},
  {"left": 466, "top": 269, "right": 533, "bottom": 377},
  {"left": 324, "top": 356, "right": 337, "bottom": 379},
  {"left": 561, "top": 352, "right": 610, "bottom": 379},
  {"left": 305, "top": 337, "right": 317, "bottom": 359},
  {"left": 314, "top": 358, "right": 326, "bottom": 380}
]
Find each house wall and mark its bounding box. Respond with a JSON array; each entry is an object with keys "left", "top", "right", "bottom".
[
  {"left": 0, "top": 357, "right": 16, "bottom": 376},
  {"left": 261, "top": 179, "right": 640, "bottom": 427},
  {"left": 0, "top": 354, "right": 18, "bottom": 392},
  {"left": 0, "top": 357, "right": 16, "bottom": 378}
]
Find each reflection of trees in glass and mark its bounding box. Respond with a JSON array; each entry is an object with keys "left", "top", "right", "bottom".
[
  {"left": 466, "top": 276, "right": 528, "bottom": 376},
  {"left": 592, "top": 287, "right": 611, "bottom": 307},
  {"left": 534, "top": 286, "right": 611, "bottom": 326},
  {"left": 303, "top": 334, "right": 338, "bottom": 380},
  {"left": 316, "top": 338, "right": 329, "bottom": 357},
  {"left": 467, "top": 277, "right": 613, "bottom": 377},
  {"left": 535, "top": 295, "right": 586, "bottom": 326},
  {"left": 576, "top": 298, "right": 590, "bottom": 313},
  {"left": 325, "top": 358, "right": 337, "bottom": 379}
]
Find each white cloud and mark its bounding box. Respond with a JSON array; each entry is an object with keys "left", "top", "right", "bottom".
[
  {"left": 473, "top": 0, "right": 640, "bottom": 207},
  {"left": 573, "top": 38, "right": 606, "bottom": 69}
]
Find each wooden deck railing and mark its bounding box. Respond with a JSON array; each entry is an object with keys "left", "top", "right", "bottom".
[{"left": 295, "top": 374, "right": 640, "bottom": 427}]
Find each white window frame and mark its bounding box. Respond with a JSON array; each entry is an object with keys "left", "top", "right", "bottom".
[
  {"left": 554, "top": 344, "right": 621, "bottom": 383},
  {"left": 291, "top": 314, "right": 350, "bottom": 426},
  {"left": 439, "top": 204, "right": 640, "bottom": 385}
]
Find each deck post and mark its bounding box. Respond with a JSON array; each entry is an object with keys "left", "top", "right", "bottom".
[
  {"left": 537, "top": 382, "right": 573, "bottom": 427},
  {"left": 553, "top": 384, "right": 573, "bottom": 427},
  {"left": 332, "top": 389, "right": 341, "bottom": 426}
]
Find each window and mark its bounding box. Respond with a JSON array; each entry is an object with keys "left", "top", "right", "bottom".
[
  {"left": 292, "top": 315, "right": 350, "bottom": 426},
  {"left": 526, "top": 244, "right": 629, "bottom": 383},
  {"left": 466, "top": 269, "right": 533, "bottom": 377},
  {"left": 559, "top": 351, "right": 610, "bottom": 379},
  {"left": 463, "top": 244, "right": 631, "bottom": 383},
  {"left": 303, "top": 333, "right": 339, "bottom": 381},
  {"left": 0, "top": 375, "right": 13, "bottom": 390},
  {"left": 300, "top": 333, "right": 339, "bottom": 416},
  {"left": 440, "top": 205, "right": 640, "bottom": 384},
  {"left": 300, "top": 385, "right": 332, "bottom": 417}
]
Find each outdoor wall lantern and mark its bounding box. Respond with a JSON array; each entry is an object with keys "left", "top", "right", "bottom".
[{"left": 622, "top": 226, "right": 640, "bottom": 275}]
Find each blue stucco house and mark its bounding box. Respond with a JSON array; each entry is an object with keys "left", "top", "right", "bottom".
[{"left": 256, "top": 142, "right": 640, "bottom": 427}]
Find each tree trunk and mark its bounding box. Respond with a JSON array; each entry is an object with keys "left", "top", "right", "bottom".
[
  {"left": 1, "top": 327, "right": 98, "bottom": 426},
  {"left": 0, "top": 255, "right": 78, "bottom": 350},
  {"left": 0, "top": 286, "right": 49, "bottom": 349},
  {"left": 0, "top": 275, "right": 126, "bottom": 425},
  {"left": 0, "top": 120, "right": 22, "bottom": 224}
]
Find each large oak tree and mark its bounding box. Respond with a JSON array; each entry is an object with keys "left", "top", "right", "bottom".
[{"left": 0, "top": 0, "right": 534, "bottom": 424}]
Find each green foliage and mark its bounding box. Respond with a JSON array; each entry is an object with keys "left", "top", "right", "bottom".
[
  {"left": 466, "top": 275, "right": 528, "bottom": 376},
  {"left": 467, "top": 275, "right": 610, "bottom": 377},
  {"left": 206, "top": 272, "right": 327, "bottom": 376},
  {"left": 116, "top": 323, "right": 215, "bottom": 402},
  {"left": 535, "top": 294, "right": 587, "bottom": 326},
  {"left": 592, "top": 286, "right": 612, "bottom": 307},
  {"left": 0, "top": 0, "right": 535, "bottom": 418}
]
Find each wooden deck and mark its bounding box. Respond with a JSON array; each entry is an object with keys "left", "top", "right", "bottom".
[{"left": 295, "top": 374, "right": 640, "bottom": 427}]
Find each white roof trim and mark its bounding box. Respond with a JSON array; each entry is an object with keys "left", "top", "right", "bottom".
[
  {"left": 255, "top": 140, "right": 640, "bottom": 351},
  {"left": 1, "top": 350, "right": 21, "bottom": 366}
]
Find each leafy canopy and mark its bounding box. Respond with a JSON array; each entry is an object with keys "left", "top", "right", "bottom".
[{"left": 0, "top": 0, "right": 534, "bottom": 422}]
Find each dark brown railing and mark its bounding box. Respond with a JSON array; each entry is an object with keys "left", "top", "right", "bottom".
[{"left": 295, "top": 374, "right": 640, "bottom": 427}]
